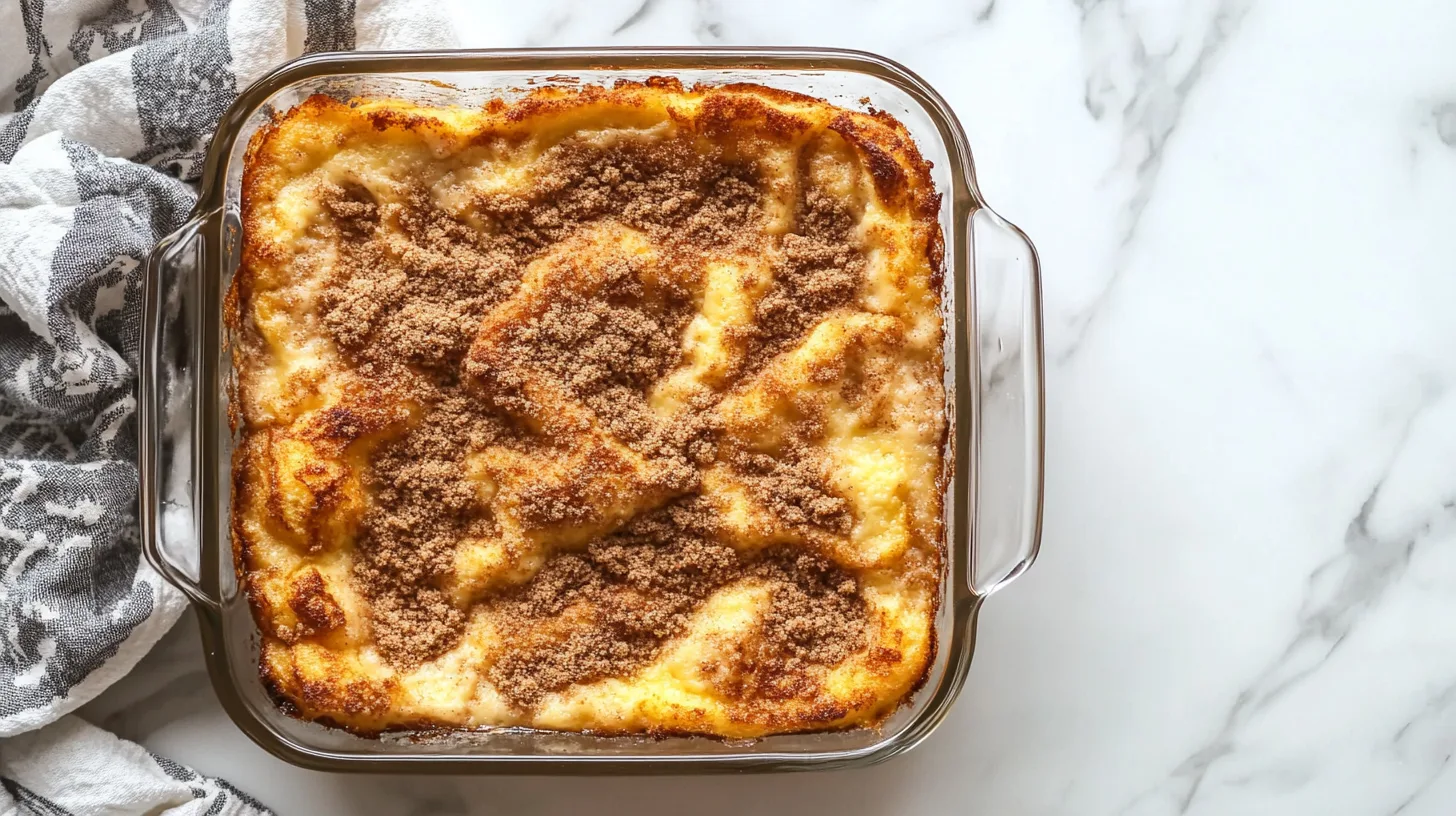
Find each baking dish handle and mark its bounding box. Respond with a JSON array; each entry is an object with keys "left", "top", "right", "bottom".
[
  {"left": 139, "top": 208, "right": 220, "bottom": 612},
  {"left": 969, "top": 207, "right": 1045, "bottom": 596}
]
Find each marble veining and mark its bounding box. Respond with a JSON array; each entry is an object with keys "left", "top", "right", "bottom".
[
  {"left": 1123, "top": 398, "right": 1450, "bottom": 816},
  {"left": 74, "top": 0, "right": 1456, "bottom": 813},
  {"left": 1060, "top": 0, "right": 1252, "bottom": 361}
]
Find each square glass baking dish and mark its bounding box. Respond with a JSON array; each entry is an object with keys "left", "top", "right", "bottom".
[{"left": 138, "top": 47, "right": 1044, "bottom": 773}]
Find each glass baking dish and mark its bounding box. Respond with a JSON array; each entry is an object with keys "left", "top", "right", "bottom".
[{"left": 137, "top": 47, "right": 1044, "bottom": 773}]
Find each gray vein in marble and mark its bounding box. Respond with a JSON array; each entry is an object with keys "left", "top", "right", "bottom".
[
  {"left": 1388, "top": 681, "right": 1456, "bottom": 815},
  {"left": 613, "top": 0, "right": 660, "bottom": 34},
  {"left": 1390, "top": 753, "right": 1453, "bottom": 816},
  {"left": 694, "top": 0, "right": 724, "bottom": 42},
  {"left": 1057, "top": 0, "right": 1251, "bottom": 363},
  {"left": 895, "top": 6, "right": 988, "bottom": 52},
  {"left": 1120, "top": 398, "right": 1451, "bottom": 815},
  {"left": 983, "top": 353, "right": 1018, "bottom": 394},
  {"left": 941, "top": 0, "right": 998, "bottom": 45},
  {"left": 1251, "top": 332, "right": 1301, "bottom": 404},
  {"left": 1433, "top": 102, "right": 1456, "bottom": 148},
  {"left": 1391, "top": 670, "right": 1456, "bottom": 747},
  {"left": 522, "top": 10, "right": 571, "bottom": 47}
]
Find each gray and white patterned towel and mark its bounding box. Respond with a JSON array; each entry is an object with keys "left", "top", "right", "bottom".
[
  {"left": 1, "top": 715, "right": 273, "bottom": 815},
  {"left": 0, "top": 0, "right": 453, "bottom": 812}
]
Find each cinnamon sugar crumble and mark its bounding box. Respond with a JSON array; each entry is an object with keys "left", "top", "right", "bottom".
[
  {"left": 317, "top": 181, "right": 520, "bottom": 369},
  {"left": 713, "top": 553, "right": 865, "bottom": 701},
  {"left": 486, "top": 500, "right": 862, "bottom": 708},
  {"left": 728, "top": 443, "right": 852, "bottom": 535},
  {"left": 310, "top": 131, "right": 876, "bottom": 697},
  {"left": 351, "top": 380, "right": 509, "bottom": 667},
  {"left": 486, "top": 499, "right": 738, "bottom": 706},
  {"left": 744, "top": 185, "right": 866, "bottom": 374},
  {"left": 477, "top": 137, "right": 762, "bottom": 254}
]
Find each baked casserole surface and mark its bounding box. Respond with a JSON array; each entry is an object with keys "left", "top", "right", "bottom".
[{"left": 229, "top": 79, "right": 946, "bottom": 738}]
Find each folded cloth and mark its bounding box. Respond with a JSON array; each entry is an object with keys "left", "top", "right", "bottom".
[
  {"left": 0, "top": 0, "right": 453, "bottom": 811},
  {"left": 0, "top": 715, "right": 270, "bottom": 815}
]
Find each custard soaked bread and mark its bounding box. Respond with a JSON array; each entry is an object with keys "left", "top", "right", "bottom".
[{"left": 230, "top": 80, "right": 947, "bottom": 737}]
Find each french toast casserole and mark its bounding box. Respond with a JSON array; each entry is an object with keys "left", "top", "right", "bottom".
[{"left": 228, "top": 79, "right": 947, "bottom": 738}]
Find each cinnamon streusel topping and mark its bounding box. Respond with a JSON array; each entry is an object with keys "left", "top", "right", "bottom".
[{"left": 232, "top": 83, "right": 946, "bottom": 738}]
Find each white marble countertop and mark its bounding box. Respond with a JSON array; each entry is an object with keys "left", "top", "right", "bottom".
[{"left": 81, "top": 0, "right": 1456, "bottom": 813}]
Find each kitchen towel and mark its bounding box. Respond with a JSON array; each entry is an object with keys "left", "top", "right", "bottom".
[
  {"left": 0, "top": 715, "right": 270, "bottom": 815},
  {"left": 0, "top": 0, "right": 453, "bottom": 811}
]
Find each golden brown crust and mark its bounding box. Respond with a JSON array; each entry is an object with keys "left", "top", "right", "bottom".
[{"left": 231, "top": 80, "right": 945, "bottom": 739}]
